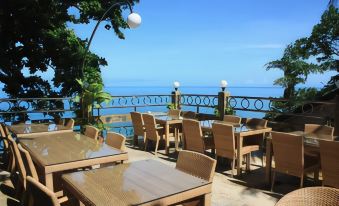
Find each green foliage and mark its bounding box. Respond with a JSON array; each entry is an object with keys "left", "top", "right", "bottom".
[
  {"left": 75, "top": 79, "right": 112, "bottom": 124},
  {"left": 265, "top": 87, "right": 319, "bottom": 120},
  {"left": 214, "top": 106, "right": 235, "bottom": 117},
  {"left": 293, "top": 6, "right": 339, "bottom": 72},
  {"left": 266, "top": 45, "right": 321, "bottom": 99},
  {"left": 0, "top": 0, "right": 139, "bottom": 99},
  {"left": 265, "top": 4, "right": 338, "bottom": 103},
  {"left": 167, "top": 103, "right": 176, "bottom": 110}
]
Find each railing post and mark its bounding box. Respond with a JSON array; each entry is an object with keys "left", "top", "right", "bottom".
[
  {"left": 218, "top": 91, "right": 230, "bottom": 120},
  {"left": 335, "top": 95, "right": 339, "bottom": 136},
  {"left": 171, "top": 90, "right": 181, "bottom": 109}
]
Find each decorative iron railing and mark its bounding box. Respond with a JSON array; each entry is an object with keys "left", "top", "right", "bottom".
[
  {"left": 0, "top": 97, "right": 76, "bottom": 122},
  {"left": 0, "top": 94, "right": 336, "bottom": 134},
  {"left": 94, "top": 95, "right": 171, "bottom": 116}
]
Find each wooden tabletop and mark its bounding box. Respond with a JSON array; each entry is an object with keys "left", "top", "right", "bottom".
[
  {"left": 19, "top": 132, "right": 126, "bottom": 166},
  {"left": 9, "top": 123, "right": 72, "bottom": 137},
  {"left": 201, "top": 120, "right": 271, "bottom": 134},
  {"left": 156, "top": 115, "right": 183, "bottom": 124},
  {"left": 62, "top": 159, "right": 211, "bottom": 206}
]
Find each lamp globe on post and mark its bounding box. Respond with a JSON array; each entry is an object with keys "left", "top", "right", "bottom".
[
  {"left": 127, "top": 12, "right": 142, "bottom": 28},
  {"left": 173, "top": 81, "right": 180, "bottom": 91},
  {"left": 220, "top": 80, "right": 228, "bottom": 91}
]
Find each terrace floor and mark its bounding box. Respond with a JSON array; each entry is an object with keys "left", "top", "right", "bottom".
[{"left": 0, "top": 139, "right": 322, "bottom": 206}]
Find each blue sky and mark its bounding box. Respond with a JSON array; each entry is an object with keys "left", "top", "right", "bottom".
[{"left": 68, "top": 0, "right": 336, "bottom": 87}]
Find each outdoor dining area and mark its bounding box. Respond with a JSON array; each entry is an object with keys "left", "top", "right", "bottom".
[{"left": 0, "top": 109, "right": 338, "bottom": 206}]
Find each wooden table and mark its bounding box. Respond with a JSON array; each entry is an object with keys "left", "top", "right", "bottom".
[
  {"left": 8, "top": 123, "right": 72, "bottom": 137},
  {"left": 156, "top": 116, "right": 183, "bottom": 154},
  {"left": 62, "top": 159, "right": 212, "bottom": 206},
  {"left": 19, "top": 132, "right": 128, "bottom": 191},
  {"left": 202, "top": 120, "right": 272, "bottom": 176},
  {"left": 264, "top": 131, "right": 337, "bottom": 184}
]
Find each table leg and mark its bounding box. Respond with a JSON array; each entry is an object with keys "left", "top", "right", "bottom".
[
  {"left": 165, "top": 124, "right": 170, "bottom": 154},
  {"left": 174, "top": 128, "right": 179, "bottom": 151},
  {"left": 203, "top": 193, "right": 211, "bottom": 206},
  {"left": 45, "top": 173, "right": 54, "bottom": 191},
  {"left": 236, "top": 134, "right": 242, "bottom": 176},
  {"left": 265, "top": 138, "right": 272, "bottom": 185}
]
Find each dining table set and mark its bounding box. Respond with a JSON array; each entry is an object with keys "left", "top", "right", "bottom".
[{"left": 5, "top": 120, "right": 213, "bottom": 206}]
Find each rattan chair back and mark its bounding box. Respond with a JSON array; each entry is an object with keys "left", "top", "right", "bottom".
[
  {"left": 130, "top": 112, "right": 145, "bottom": 136},
  {"left": 26, "top": 176, "right": 61, "bottom": 206},
  {"left": 182, "top": 119, "right": 205, "bottom": 153},
  {"left": 319, "top": 140, "right": 339, "bottom": 188},
  {"left": 64, "top": 118, "right": 74, "bottom": 129},
  {"left": 168, "top": 109, "right": 181, "bottom": 119},
  {"left": 275, "top": 187, "right": 339, "bottom": 206},
  {"left": 84, "top": 125, "right": 99, "bottom": 140},
  {"left": 142, "top": 114, "right": 160, "bottom": 141},
  {"left": 212, "top": 123, "right": 235, "bottom": 159},
  {"left": 182, "top": 111, "right": 196, "bottom": 119},
  {"left": 246, "top": 118, "right": 267, "bottom": 128},
  {"left": 271, "top": 132, "right": 303, "bottom": 177},
  {"left": 106, "top": 132, "right": 126, "bottom": 151},
  {"left": 8, "top": 137, "right": 27, "bottom": 191},
  {"left": 176, "top": 150, "right": 216, "bottom": 182},
  {"left": 18, "top": 143, "right": 39, "bottom": 181},
  {"left": 305, "top": 124, "right": 334, "bottom": 140},
  {"left": 223, "top": 115, "right": 241, "bottom": 124}
]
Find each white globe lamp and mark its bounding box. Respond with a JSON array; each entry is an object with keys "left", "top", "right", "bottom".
[{"left": 127, "top": 13, "right": 141, "bottom": 28}]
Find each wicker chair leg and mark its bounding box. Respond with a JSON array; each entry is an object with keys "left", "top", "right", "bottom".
[
  {"left": 144, "top": 139, "right": 148, "bottom": 151},
  {"left": 300, "top": 174, "right": 304, "bottom": 188},
  {"left": 271, "top": 171, "right": 276, "bottom": 192},
  {"left": 155, "top": 140, "right": 159, "bottom": 156},
  {"left": 133, "top": 135, "right": 138, "bottom": 146},
  {"left": 231, "top": 159, "right": 235, "bottom": 178},
  {"left": 261, "top": 153, "right": 265, "bottom": 167},
  {"left": 246, "top": 154, "right": 251, "bottom": 171}
]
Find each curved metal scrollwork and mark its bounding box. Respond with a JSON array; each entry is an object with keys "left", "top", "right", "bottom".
[{"left": 180, "top": 95, "right": 218, "bottom": 108}]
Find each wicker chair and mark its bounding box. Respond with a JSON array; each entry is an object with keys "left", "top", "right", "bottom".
[
  {"left": 25, "top": 176, "right": 68, "bottom": 206},
  {"left": 130, "top": 112, "right": 146, "bottom": 146},
  {"left": 182, "top": 119, "right": 214, "bottom": 154},
  {"left": 182, "top": 111, "right": 196, "bottom": 119},
  {"left": 168, "top": 109, "right": 181, "bottom": 119},
  {"left": 304, "top": 124, "right": 334, "bottom": 140},
  {"left": 106, "top": 132, "right": 126, "bottom": 151},
  {"left": 84, "top": 125, "right": 99, "bottom": 140},
  {"left": 244, "top": 118, "right": 268, "bottom": 166},
  {"left": 64, "top": 118, "right": 74, "bottom": 129},
  {"left": 17, "top": 144, "right": 39, "bottom": 181},
  {"left": 7, "top": 137, "right": 27, "bottom": 200},
  {"left": 142, "top": 114, "right": 164, "bottom": 156},
  {"left": 223, "top": 115, "right": 241, "bottom": 124},
  {"left": 0, "top": 124, "right": 11, "bottom": 170},
  {"left": 271, "top": 132, "right": 320, "bottom": 191},
  {"left": 319, "top": 140, "right": 339, "bottom": 188},
  {"left": 275, "top": 187, "right": 339, "bottom": 206},
  {"left": 176, "top": 150, "right": 216, "bottom": 182},
  {"left": 212, "top": 123, "right": 259, "bottom": 177}
]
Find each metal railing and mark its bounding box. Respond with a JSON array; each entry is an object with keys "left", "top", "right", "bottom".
[
  {"left": 0, "top": 94, "right": 336, "bottom": 134},
  {"left": 0, "top": 97, "right": 77, "bottom": 122}
]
